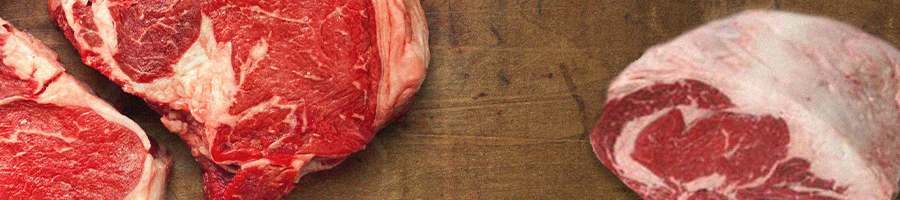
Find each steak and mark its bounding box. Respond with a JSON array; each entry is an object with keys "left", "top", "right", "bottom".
[
  {"left": 48, "top": 0, "right": 429, "bottom": 199},
  {"left": 591, "top": 11, "right": 900, "bottom": 199},
  {"left": 0, "top": 18, "right": 169, "bottom": 199}
]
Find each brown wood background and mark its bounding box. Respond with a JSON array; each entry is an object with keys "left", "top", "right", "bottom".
[{"left": 2, "top": 0, "right": 899, "bottom": 199}]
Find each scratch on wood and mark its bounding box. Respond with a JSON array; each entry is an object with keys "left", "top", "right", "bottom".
[
  {"left": 489, "top": 26, "right": 503, "bottom": 45},
  {"left": 648, "top": 5, "right": 664, "bottom": 36},
  {"left": 448, "top": 4, "right": 460, "bottom": 47},
  {"left": 498, "top": 71, "right": 510, "bottom": 85},
  {"left": 558, "top": 64, "right": 585, "bottom": 112},
  {"left": 396, "top": 133, "right": 589, "bottom": 143},
  {"left": 558, "top": 63, "right": 590, "bottom": 135},
  {"left": 537, "top": 0, "right": 543, "bottom": 15},
  {"left": 425, "top": 7, "right": 572, "bottom": 15},
  {"left": 412, "top": 93, "right": 573, "bottom": 111},
  {"left": 419, "top": 92, "right": 572, "bottom": 105},
  {"left": 473, "top": 92, "right": 488, "bottom": 100},
  {"left": 889, "top": 17, "right": 896, "bottom": 32},
  {"left": 430, "top": 46, "right": 599, "bottom": 53}
]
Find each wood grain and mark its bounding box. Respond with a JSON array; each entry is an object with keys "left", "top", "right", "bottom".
[{"left": 1, "top": 0, "right": 898, "bottom": 199}]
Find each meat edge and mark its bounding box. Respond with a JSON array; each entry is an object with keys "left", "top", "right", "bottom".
[
  {"left": 46, "top": 0, "right": 429, "bottom": 193},
  {"left": 590, "top": 10, "right": 900, "bottom": 199},
  {"left": 372, "top": 0, "right": 430, "bottom": 131},
  {"left": 1, "top": 17, "right": 171, "bottom": 200}
]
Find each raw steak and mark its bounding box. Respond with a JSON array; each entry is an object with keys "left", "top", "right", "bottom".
[
  {"left": 0, "top": 18, "right": 169, "bottom": 199},
  {"left": 591, "top": 10, "right": 900, "bottom": 199},
  {"left": 49, "top": 0, "right": 429, "bottom": 199}
]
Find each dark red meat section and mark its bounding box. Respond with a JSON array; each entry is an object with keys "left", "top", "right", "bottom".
[
  {"left": 59, "top": 0, "right": 385, "bottom": 199},
  {"left": 0, "top": 61, "right": 37, "bottom": 101},
  {"left": 591, "top": 79, "right": 734, "bottom": 167},
  {"left": 592, "top": 79, "right": 849, "bottom": 199},
  {"left": 632, "top": 110, "right": 790, "bottom": 186},
  {"left": 0, "top": 101, "right": 146, "bottom": 200},
  {"left": 109, "top": 0, "right": 202, "bottom": 82},
  {"left": 203, "top": 0, "right": 381, "bottom": 160}
]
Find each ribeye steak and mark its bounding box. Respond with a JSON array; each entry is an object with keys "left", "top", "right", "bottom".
[
  {"left": 0, "top": 18, "right": 169, "bottom": 199},
  {"left": 591, "top": 11, "right": 900, "bottom": 199},
  {"left": 49, "top": 0, "right": 429, "bottom": 199}
]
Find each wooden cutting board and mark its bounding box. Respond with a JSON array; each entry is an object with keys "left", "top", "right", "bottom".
[{"left": 1, "top": 0, "right": 898, "bottom": 199}]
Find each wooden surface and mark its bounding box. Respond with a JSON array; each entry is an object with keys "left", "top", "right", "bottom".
[{"left": 2, "top": 0, "right": 899, "bottom": 199}]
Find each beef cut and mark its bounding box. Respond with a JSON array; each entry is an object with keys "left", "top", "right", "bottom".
[
  {"left": 0, "top": 18, "right": 169, "bottom": 199},
  {"left": 591, "top": 10, "right": 900, "bottom": 199},
  {"left": 49, "top": 0, "right": 429, "bottom": 199}
]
